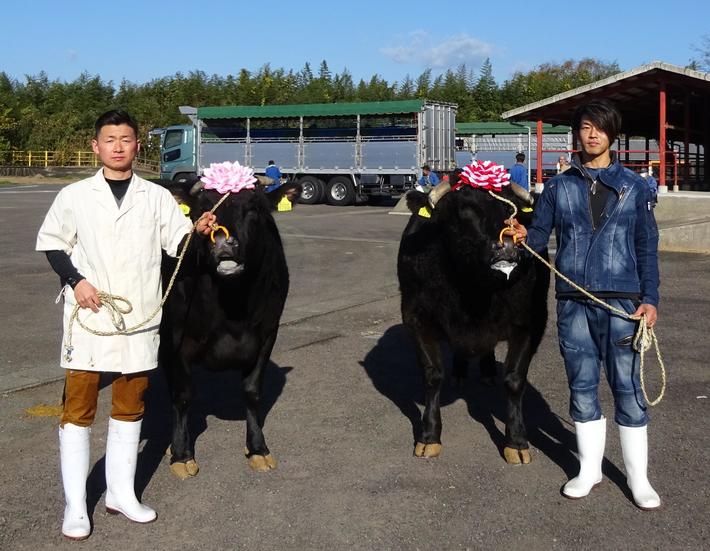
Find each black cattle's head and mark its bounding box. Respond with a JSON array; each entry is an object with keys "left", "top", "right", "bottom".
[
  {"left": 408, "top": 181, "right": 534, "bottom": 281},
  {"left": 172, "top": 178, "right": 301, "bottom": 278}
]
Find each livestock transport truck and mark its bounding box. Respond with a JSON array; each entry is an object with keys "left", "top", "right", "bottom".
[{"left": 159, "top": 100, "right": 457, "bottom": 206}]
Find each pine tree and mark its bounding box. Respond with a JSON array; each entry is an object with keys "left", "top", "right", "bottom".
[
  {"left": 415, "top": 69, "right": 432, "bottom": 98},
  {"left": 472, "top": 58, "right": 500, "bottom": 121},
  {"left": 398, "top": 74, "right": 415, "bottom": 98}
]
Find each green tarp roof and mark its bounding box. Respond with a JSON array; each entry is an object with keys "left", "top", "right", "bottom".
[
  {"left": 456, "top": 121, "right": 570, "bottom": 135},
  {"left": 197, "top": 100, "right": 431, "bottom": 119}
]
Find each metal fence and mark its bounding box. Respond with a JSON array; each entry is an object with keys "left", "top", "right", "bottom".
[{"left": 0, "top": 150, "right": 159, "bottom": 173}]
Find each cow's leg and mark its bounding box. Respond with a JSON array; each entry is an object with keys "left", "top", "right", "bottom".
[
  {"left": 502, "top": 330, "right": 533, "bottom": 465},
  {"left": 479, "top": 350, "right": 497, "bottom": 387},
  {"left": 242, "top": 334, "right": 277, "bottom": 472},
  {"left": 413, "top": 334, "right": 444, "bottom": 458},
  {"left": 164, "top": 353, "right": 199, "bottom": 480}
]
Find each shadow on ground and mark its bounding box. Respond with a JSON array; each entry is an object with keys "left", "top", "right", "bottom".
[
  {"left": 85, "top": 361, "right": 292, "bottom": 518},
  {"left": 360, "top": 324, "right": 630, "bottom": 496}
]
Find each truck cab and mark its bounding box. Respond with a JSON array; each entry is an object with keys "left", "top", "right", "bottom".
[{"left": 160, "top": 124, "right": 196, "bottom": 183}]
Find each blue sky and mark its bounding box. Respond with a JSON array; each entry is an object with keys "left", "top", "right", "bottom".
[{"left": 1, "top": 0, "right": 708, "bottom": 86}]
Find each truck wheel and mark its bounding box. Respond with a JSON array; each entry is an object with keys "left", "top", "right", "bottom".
[
  {"left": 173, "top": 172, "right": 197, "bottom": 184},
  {"left": 326, "top": 176, "right": 355, "bottom": 206},
  {"left": 298, "top": 176, "right": 325, "bottom": 204}
]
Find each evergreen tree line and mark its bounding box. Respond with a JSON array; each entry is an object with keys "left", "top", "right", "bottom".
[{"left": 0, "top": 58, "right": 620, "bottom": 153}]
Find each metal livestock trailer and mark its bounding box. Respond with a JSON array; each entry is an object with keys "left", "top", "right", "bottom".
[{"left": 159, "top": 100, "right": 457, "bottom": 205}]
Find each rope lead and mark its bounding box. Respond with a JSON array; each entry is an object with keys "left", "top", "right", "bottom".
[
  {"left": 64, "top": 192, "right": 231, "bottom": 362},
  {"left": 489, "top": 190, "right": 666, "bottom": 406}
]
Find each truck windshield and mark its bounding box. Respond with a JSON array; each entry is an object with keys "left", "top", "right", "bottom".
[{"left": 164, "top": 129, "right": 183, "bottom": 149}]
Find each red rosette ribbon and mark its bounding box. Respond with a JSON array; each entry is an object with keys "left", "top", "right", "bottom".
[{"left": 452, "top": 160, "right": 511, "bottom": 192}]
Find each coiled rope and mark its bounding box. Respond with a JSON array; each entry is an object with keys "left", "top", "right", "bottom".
[
  {"left": 491, "top": 190, "right": 666, "bottom": 406},
  {"left": 63, "top": 192, "right": 231, "bottom": 362}
]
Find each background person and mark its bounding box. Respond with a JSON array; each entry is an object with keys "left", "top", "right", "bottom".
[
  {"left": 416, "top": 164, "right": 440, "bottom": 192},
  {"left": 265, "top": 160, "right": 282, "bottom": 192},
  {"left": 640, "top": 165, "right": 658, "bottom": 206},
  {"left": 509, "top": 152, "right": 529, "bottom": 190},
  {"left": 36, "top": 109, "right": 217, "bottom": 540},
  {"left": 507, "top": 99, "right": 661, "bottom": 510},
  {"left": 557, "top": 155, "right": 571, "bottom": 173}
]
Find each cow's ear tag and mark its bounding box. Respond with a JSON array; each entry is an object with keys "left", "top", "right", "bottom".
[
  {"left": 277, "top": 195, "right": 292, "bottom": 212},
  {"left": 521, "top": 207, "right": 533, "bottom": 213},
  {"left": 179, "top": 203, "right": 191, "bottom": 216},
  {"left": 418, "top": 206, "right": 432, "bottom": 218}
]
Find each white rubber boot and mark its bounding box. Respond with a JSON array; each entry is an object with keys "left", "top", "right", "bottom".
[
  {"left": 563, "top": 417, "right": 606, "bottom": 499},
  {"left": 104, "top": 418, "right": 157, "bottom": 523},
  {"left": 59, "top": 423, "right": 91, "bottom": 540},
  {"left": 619, "top": 424, "right": 661, "bottom": 510}
]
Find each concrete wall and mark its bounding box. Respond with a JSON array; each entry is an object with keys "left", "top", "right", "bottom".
[{"left": 655, "top": 192, "right": 710, "bottom": 253}]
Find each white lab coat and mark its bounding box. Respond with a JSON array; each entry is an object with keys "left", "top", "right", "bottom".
[{"left": 36, "top": 170, "right": 192, "bottom": 373}]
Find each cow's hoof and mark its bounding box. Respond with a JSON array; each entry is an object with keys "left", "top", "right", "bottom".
[
  {"left": 503, "top": 447, "right": 531, "bottom": 465},
  {"left": 414, "top": 442, "right": 442, "bottom": 458},
  {"left": 248, "top": 454, "right": 278, "bottom": 472},
  {"left": 170, "top": 459, "right": 200, "bottom": 479}
]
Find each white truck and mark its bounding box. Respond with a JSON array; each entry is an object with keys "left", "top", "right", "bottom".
[{"left": 159, "top": 100, "right": 457, "bottom": 205}]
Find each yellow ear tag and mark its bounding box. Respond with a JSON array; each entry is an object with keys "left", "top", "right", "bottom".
[
  {"left": 521, "top": 207, "right": 533, "bottom": 213},
  {"left": 179, "top": 203, "right": 191, "bottom": 216},
  {"left": 418, "top": 206, "right": 432, "bottom": 218},
  {"left": 277, "top": 195, "right": 292, "bottom": 212}
]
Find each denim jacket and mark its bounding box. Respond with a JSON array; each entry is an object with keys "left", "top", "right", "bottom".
[{"left": 526, "top": 154, "right": 660, "bottom": 306}]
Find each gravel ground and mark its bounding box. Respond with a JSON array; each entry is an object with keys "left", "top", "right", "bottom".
[{"left": 0, "top": 182, "right": 708, "bottom": 550}]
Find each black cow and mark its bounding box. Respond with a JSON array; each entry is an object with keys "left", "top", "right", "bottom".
[
  {"left": 159, "top": 179, "right": 300, "bottom": 478},
  {"left": 397, "top": 181, "right": 549, "bottom": 464}
]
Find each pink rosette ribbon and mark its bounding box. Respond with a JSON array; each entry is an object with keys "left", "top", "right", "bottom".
[
  {"left": 453, "top": 160, "right": 511, "bottom": 192},
  {"left": 200, "top": 161, "right": 257, "bottom": 194}
]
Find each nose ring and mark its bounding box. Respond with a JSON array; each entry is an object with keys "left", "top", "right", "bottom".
[
  {"left": 499, "top": 227, "right": 519, "bottom": 245},
  {"left": 210, "top": 225, "right": 230, "bottom": 243}
]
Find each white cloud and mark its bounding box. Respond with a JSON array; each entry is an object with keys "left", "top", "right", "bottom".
[{"left": 380, "top": 32, "right": 494, "bottom": 69}]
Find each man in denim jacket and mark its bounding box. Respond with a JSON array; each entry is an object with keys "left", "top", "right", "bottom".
[{"left": 508, "top": 100, "right": 661, "bottom": 510}]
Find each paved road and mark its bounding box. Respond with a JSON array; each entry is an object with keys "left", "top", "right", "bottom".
[{"left": 1, "top": 183, "right": 708, "bottom": 549}]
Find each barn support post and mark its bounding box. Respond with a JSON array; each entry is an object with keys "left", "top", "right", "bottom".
[
  {"left": 658, "top": 82, "right": 668, "bottom": 193},
  {"left": 535, "top": 119, "right": 543, "bottom": 193},
  {"left": 510, "top": 121, "right": 532, "bottom": 190},
  {"left": 526, "top": 125, "right": 531, "bottom": 188},
  {"left": 682, "top": 92, "right": 690, "bottom": 192}
]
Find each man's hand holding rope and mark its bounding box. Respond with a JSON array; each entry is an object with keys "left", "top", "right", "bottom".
[
  {"left": 195, "top": 212, "right": 218, "bottom": 235},
  {"left": 74, "top": 280, "right": 101, "bottom": 312},
  {"left": 505, "top": 217, "right": 658, "bottom": 328}
]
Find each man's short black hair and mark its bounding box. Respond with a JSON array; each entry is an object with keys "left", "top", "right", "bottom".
[
  {"left": 94, "top": 109, "right": 139, "bottom": 138},
  {"left": 268, "top": 160, "right": 275, "bottom": 165},
  {"left": 572, "top": 99, "right": 622, "bottom": 144},
  {"left": 422, "top": 164, "right": 431, "bottom": 171},
  {"left": 515, "top": 153, "right": 525, "bottom": 163}
]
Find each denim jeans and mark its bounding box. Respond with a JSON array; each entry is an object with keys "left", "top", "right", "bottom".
[{"left": 557, "top": 298, "right": 648, "bottom": 427}]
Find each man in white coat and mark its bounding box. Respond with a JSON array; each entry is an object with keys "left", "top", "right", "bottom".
[{"left": 36, "top": 110, "right": 217, "bottom": 540}]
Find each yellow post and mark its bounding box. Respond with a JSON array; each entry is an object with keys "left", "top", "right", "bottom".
[
  {"left": 77, "top": 151, "right": 81, "bottom": 166},
  {"left": 28, "top": 151, "right": 32, "bottom": 167},
  {"left": 45, "top": 150, "right": 48, "bottom": 167},
  {"left": 94, "top": 152, "right": 98, "bottom": 167}
]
